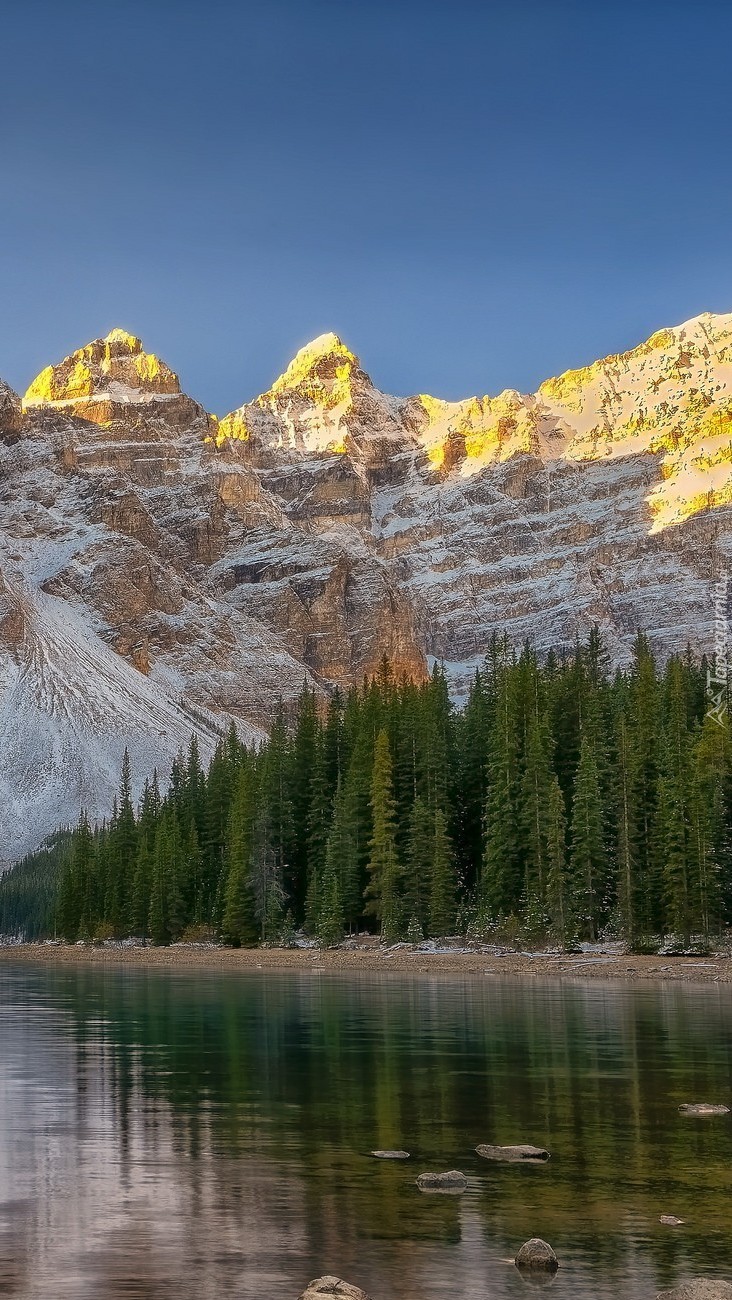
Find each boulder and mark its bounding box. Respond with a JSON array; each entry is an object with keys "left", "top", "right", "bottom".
[
  {"left": 514, "top": 1239, "right": 559, "bottom": 1272},
  {"left": 476, "top": 1143, "right": 550, "bottom": 1162},
  {"left": 370, "top": 1150, "right": 410, "bottom": 1160},
  {"left": 299, "top": 1278, "right": 371, "bottom": 1300},
  {"left": 416, "top": 1170, "right": 468, "bottom": 1191},
  {"left": 678, "top": 1104, "right": 730, "bottom": 1117},
  {"left": 659, "top": 1216, "right": 685, "bottom": 1226},
  {"left": 656, "top": 1282, "right": 732, "bottom": 1300}
]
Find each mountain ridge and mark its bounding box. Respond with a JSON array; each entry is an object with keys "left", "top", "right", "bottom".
[{"left": 2, "top": 311, "right": 731, "bottom": 863}]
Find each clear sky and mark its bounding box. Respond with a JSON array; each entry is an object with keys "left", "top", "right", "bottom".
[{"left": 1, "top": 0, "right": 731, "bottom": 414}]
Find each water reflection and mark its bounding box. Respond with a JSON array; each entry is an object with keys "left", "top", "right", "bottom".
[{"left": 1, "top": 965, "right": 732, "bottom": 1298}]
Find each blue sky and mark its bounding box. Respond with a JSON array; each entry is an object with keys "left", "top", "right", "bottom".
[{"left": 1, "top": 0, "right": 730, "bottom": 413}]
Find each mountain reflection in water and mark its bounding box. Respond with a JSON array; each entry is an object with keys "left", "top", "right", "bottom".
[{"left": 1, "top": 963, "right": 732, "bottom": 1299}]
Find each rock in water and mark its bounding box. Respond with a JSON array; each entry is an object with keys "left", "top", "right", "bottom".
[
  {"left": 416, "top": 1170, "right": 468, "bottom": 1191},
  {"left": 299, "top": 1278, "right": 372, "bottom": 1300},
  {"left": 678, "top": 1104, "right": 730, "bottom": 1116},
  {"left": 660, "top": 1215, "right": 685, "bottom": 1226},
  {"left": 515, "top": 1239, "right": 560, "bottom": 1272},
  {"left": 656, "top": 1282, "right": 732, "bottom": 1300},
  {"left": 370, "top": 1150, "right": 410, "bottom": 1159},
  {"left": 476, "top": 1143, "right": 550, "bottom": 1162}
]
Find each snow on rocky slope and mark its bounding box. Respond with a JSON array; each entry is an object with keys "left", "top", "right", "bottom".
[
  {"left": 0, "top": 578, "right": 225, "bottom": 862},
  {"left": 2, "top": 316, "right": 732, "bottom": 861}
]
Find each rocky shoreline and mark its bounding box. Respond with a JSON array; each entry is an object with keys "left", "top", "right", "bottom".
[{"left": 2, "top": 940, "right": 732, "bottom": 984}]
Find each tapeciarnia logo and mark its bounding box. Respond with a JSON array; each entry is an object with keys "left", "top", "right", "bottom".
[{"left": 707, "top": 573, "right": 729, "bottom": 724}]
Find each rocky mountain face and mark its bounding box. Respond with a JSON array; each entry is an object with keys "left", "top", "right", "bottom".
[{"left": 2, "top": 314, "right": 732, "bottom": 862}]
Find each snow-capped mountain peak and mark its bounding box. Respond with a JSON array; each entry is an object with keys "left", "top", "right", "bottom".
[
  {"left": 23, "top": 328, "right": 181, "bottom": 412},
  {"left": 4, "top": 310, "right": 732, "bottom": 863}
]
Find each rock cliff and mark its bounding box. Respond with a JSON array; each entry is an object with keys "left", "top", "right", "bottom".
[{"left": 2, "top": 314, "right": 731, "bottom": 861}]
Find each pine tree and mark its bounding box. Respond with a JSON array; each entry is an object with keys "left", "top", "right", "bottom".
[
  {"left": 319, "top": 775, "right": 360, "bottom": 934},
  {"left": 105, "top": 749, "right": 138, "bottom": 936},
  {"left": 221, "top": 768, "right": 258, "bottom": 947},
  {"left": 616, "top": 709, "right": 639, "bottom": 946},
  {"left": 519, "top": 711, "right": 553, "bottom": 903},
  {"left": 221, "top": 853, "right": 258, "bottom": 947},
  {"left": 74, "top": 812, "right": 96, "bottom": 939},
  {"left": 56, "top": 850, "right": 80, "bottom": 943},
  {"left": 428, "top": 806, "right": 456, "bottom": 937},
  {"left": 148, "top": 810, "right": 184, "bottom": 945},
  {"left": 660, "top": 658, "right": 694, "bottom": 946},
  {"left": 148, "top": 849, "right": 169, "bottom": 947},
  {"left": 545, "top": 775, "right": 575, "bottom": 948},
  {"left": 252, "top": 708, "right": 294, "bottom": 923},
  {"left": 454, "top": 669, "right": 490, "bottom": 891},
  {"left": 480, "top": 661, "right": 521, "bottom": 918},
  {"left": 316, "top": 852, "right": 344, "bottom": 948},
  {"left": 629, "top": 634, "right": 663, "bottom": 936},
  {"left": 304, "top": 732, "right": 333, "bottom": 933},
  {"left": 569, "top": 732, "right": 606, "bottom": 940},
  {"left": 263, "top": 882, "right": 286, "bottom": 944},
  {"left": 403, "top": 796, "right": 431, "bottom": 928},
  {"left": 365, "top": 729, "right": 402, "bottom": 938},
  {"left": 131, "top": 839, "right": 152, "bottom": 939},
  {"left": 688, "top": 716, "right": 726, "bottom": 943},
  {"left": 291, "top": 681, "right": 318, "bottom": 915}
]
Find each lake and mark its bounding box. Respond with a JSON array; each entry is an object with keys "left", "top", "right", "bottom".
[{"left": 1, "top": 961, "right": 732, "bottom": 1299}]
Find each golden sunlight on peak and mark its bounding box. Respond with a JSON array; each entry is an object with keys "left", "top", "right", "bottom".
[
  {"left": 104, "top": 328, "right": 142, "bottom": 353},
  {"left": 268, "top": 333, "right": 358, "bottom": 397}
]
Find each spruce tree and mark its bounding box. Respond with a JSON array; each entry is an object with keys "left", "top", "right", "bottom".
[
  {"left": 454, "top": 669, "right": 490, "bottom": 891},
  {"left": 428, "top": 806, "right": 457, "bottom": 937},
  {"left": 520, "top": 712, "right": 553, "bottom": 903},
  {"left": 480, "top": 661, "right": 521, "bottom": 918},
  {"left": 304, "top": 733, "right": 333, "bottom": 933},
  {"left": 569, "top": 732, "right": 606, "bottom": 941},
  {"left": 546, "top": 775, "right": 574, "bottom": 948},
  {"left": 321, "top": 775, "right": 360, "bottom": 933},
  {"left": 291, "top": 682, "right": 318, "bottom": 915},
  {"left": 365, "top": 728, "right": 402, "bottom": 938},
  {"left": 403, "top": 795, "right": 431, "bottom": 928},
  {"left": 221, "top": 768, "right": 258, "bottom": 947},
  {"left": 629, "top": 634, "right": 663, "bottom": 936},
  {"left": 316, "top": 852, "right": 344, "bottom": 948},
  {"left": 56, "top": 850, "right": 80, "bottom": 943},
  {"left": 105, "top": 749, "right": 137, "bottom": 936},
  {"left": 616, "top": 710, "right": 639, "bottom": 946},
  {"left": 131, "top": 839, "right": 152, "bottom": 939},
  {"left": 659, "top": 658, "right": 694, "bottom": 946}
]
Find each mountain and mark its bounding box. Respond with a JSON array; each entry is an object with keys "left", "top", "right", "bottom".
[{"left": 1, "top": 314, "right": 731, "bottom": 862}]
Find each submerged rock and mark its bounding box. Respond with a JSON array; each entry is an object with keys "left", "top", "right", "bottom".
[
  {"left": 660, "top": 1215, "right": 685, "bottom": 1226},
  {"left": 416, "top": 1170, "right": 468, "bottom": 1191},
  {"left": 656, "top": 1282, "right": 732, "bottom": 1300},
  {"left": 678, "top": 1104, "right": 730, "bottom": 1117},
  {"left": 299, "top": 1278, "right": 372, "bottom": 1300},
  {"left": 476, "top": 1143, "right": 550, "bottom": 1162},
  {"left": 370, "top": 1150, "right": 410, "bottom": 1160},
  {"left": 515, "top": 1239, "right": 560, "bottom": 1272}
]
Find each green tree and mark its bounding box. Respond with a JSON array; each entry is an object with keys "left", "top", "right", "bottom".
[
  {"left": 428, "top": 806, "right": 457, "bottom": 937},
  {"left": 480, "top": 661, "right": 521, "bottom": 918},
  {"left": 569, "top": 731, "right": 606, "bottom": 940},
  {"left": 403, "top": 795, "right": 431, "bottom": 928},
  {"left": 365, "top": 729, "right": 402, "bottom": 938},
  {"left": 316, "top": 850, "right": 344, "bottom": 947},
  {"left": 221, "top": 768, "right": 258, "bottom": 947},
  {"left": 546, "top": 775, "right": 575, "bottom": 948}
]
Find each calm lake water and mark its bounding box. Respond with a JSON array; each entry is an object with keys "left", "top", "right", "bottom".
[{"left": 1, "top": 963, "right": 732, "bottom": 1300}]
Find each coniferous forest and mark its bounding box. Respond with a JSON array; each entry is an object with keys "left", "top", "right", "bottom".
[{"left": 2, "top": 630, "right": 732, "bottom": 953}]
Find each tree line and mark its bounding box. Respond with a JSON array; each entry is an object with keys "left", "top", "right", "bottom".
[{"left": 2, "top": 630, "right": 731, "bottom": 952}]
